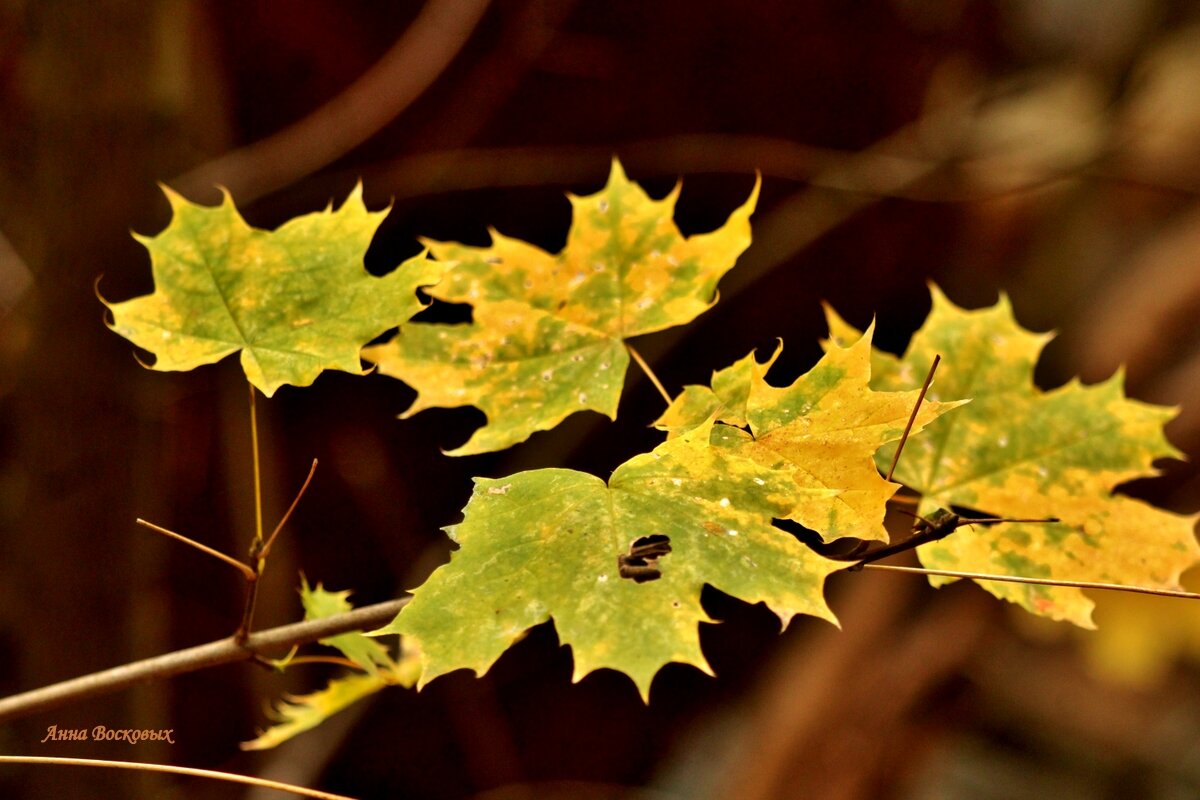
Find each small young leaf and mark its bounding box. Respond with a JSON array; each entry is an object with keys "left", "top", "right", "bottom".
[
  {"left": 827, "top": 285, "right": 1200, "bottom": 626},
  {"left": 364, "top": 159, "right": 760, "bottom": 455},
  {"left": 380, "top": 421, "right": 841, "bottom": 700},
  {"left": 300, "top": 578, "right": 393, "bottom": 676},
  {"left": 241, "top": 671, "right": 389, "bottom": 751},
  {"left": 243, "top": 581, "right": 422, "bottom": 751},
  {"left": 103, "top": 183, "right": 443, "bottom": 396}
]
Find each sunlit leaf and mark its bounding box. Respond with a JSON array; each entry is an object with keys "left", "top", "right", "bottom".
[
  {"left": 364, "top": 159, "right": 760, "bottom": 454},
  {"left": 103, "top": 183, "right": 442, "bottom": 396},
  {"left": 827, "top": 285, "right": 1200, "bottom": 626},
  {"left": 657, "top": 329, "right": 964, "bottom": 542},
  {"left": 380, "top": 421, "right": 841, "bottom": 700}
]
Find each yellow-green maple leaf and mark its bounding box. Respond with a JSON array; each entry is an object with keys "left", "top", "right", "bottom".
[
  {"left": 102, "top": 184, "right": 442, "bottom": 396},
  {"left": 379, "top": 420, "right": 841, "bottom": 700},
  {"left": 657, "top": 328, "right": 964, "bottom": 543},
  {"left": 241, "top": 671, "right": 389, "bottom": 751},
  {"left": 363, "top": 159, "right": 760, "bottom": 455},
  {"left": 826, "top": 286, "right": 1200, "bottom": 627},
  {"left": 299, "top": 578, "right": 394, "bottom": 676},
  {"left": 242, "top": 581, "right": 420, "bottom": 751}
]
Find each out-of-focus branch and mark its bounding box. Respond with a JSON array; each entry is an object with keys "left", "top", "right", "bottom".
[
  {"left": 0, "top": 756, "right": 356, "bottom": 800},
  {"left": 173, "top": 0, "right": 492, "bottom": 204},
  {"left": 0, "top": 598, "right": 408, "bottom": 724}
]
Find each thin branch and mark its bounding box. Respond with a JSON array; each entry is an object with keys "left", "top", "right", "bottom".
[
  {"left": 957, "top": 517, "right": 1060, "bottom": 525},
  {"left": 838, "top": 518, "right": 953, "bottom": 569},
  {"left": 136, "top": 519, "right": 255, "bottom": 581},
  {"left": 886, "top": 353, "right": 940, "bottom": 482},
  {"left": 0, "top": 756, "right": 356, "bottom": 800},
  {"left": 844, "top": 511, "right": 1059, "bottom": 569},
  {"left": 0, "top": 599, "right": 408, "bottom": 724},
  {"left": 261, "top": 459, "right": 319, "bottom": 561},
  {"left": 862, "top": 563, "right": 1200, "bottom": 600},
  {"left": 626, "top": 343, "right": 672, "bottom": 406}
]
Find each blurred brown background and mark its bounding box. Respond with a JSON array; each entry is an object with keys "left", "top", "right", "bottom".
[{"left": 3, "top": 1, "right": 1200, "bottom": 797}]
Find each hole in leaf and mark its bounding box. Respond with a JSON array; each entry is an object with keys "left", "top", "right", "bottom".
[
  {"left": 410, "top": 298, "right": 473, "bottom": 325},
  {"left": 618, "top": 534, "right": 671, "bottom": 583}
]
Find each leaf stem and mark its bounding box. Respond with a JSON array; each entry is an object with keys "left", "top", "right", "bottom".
[
  {"left": 886, "top": 353, "right": 939, "bottom": 482},
  {"left": 278, "top": 655, "right": 367, "bottom": 671},
  {"left": 0, "top": 599, "right": 409, "bottom": 724},
  {"left": 0, "top": 756, "right": 357, "bottom": 800},
  {"left": 136, "top": 519, "right": 256, "bottom": 581},
  {"left": 236, "top": 385, "right": 265, "bottom": 638},
  {"left": 249, "top": 382, "right": 264, "bottom": 548},
  {"left": 626, "top": 343, "right": 672, "bottom": 406},
  {"left": 861, "top": 563, "right": 1200, "bottom": 600}
]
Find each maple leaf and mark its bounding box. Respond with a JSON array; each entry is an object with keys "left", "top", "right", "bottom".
[
  {"left": 102, "top": 183, "right": 443, "bottom": 397},
  {"left": 299, "top": 578, "right": 394, "bottom": 676},
  {"left": 378, "top": 421, "right": 842, "bottom": 700},
  {"left": 242, "top": 581, "right": 420, "bottom": 751},
  {"left": 241, "top": 672, "right": 389, "bottom": 751},
  {"left": 363, "top": 159, "right": 760, "bottom": 455},
  {"left": 657, "top": 328, "right": 964, "bottom": 543},
  {"left": 825, "top": 286, "right": 1200, "bottom": 627}
]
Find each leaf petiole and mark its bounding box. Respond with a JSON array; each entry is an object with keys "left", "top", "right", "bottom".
[{"left": 626, "top": 343, "right": 672, "bottom": 406}]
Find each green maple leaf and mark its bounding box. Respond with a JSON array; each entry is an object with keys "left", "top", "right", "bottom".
[
  {"left": 242, "top": 580, "right": 421, "bottom": 751},
  {"left": 363, "top": 158, "right": 760, "bottom": 455},
  {"left": 102, "top": 184, "right": 443, "bottom": 396},
  {"left": 655, "top": 328, "right": 965, "bottom": 542},
  {"left": 241, "top": 671, "right": 389, "bottom": 752},
  {"left": 379, "top": 421, "right": 841, "bottom": 700},
  {"left": 825, "top": 286, "right": 1200, "bottom": 626},
  {"left": 299, "top": 578, "right": 394, "bottom": 676}
]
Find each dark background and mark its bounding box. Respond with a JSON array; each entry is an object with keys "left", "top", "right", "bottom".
[{"left": 3, "top": 1, "right": 1200, "bottom": 797}]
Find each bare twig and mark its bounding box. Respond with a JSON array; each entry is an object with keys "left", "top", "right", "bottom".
[
  {"left": 0, "top": 599, "right": 408, "bottom": 724},
  {"left": 135, "top": 519, "right": 256, "bottom": 581},
  {"left": 886, "top": 354, "right": 940, "bottom": 482},
  {"left": 260, "top": 459, "right": 319, "bottom": 561},
  {"left": 862, "top": 563, "right": 1200, "bottom": 600},
  {"left": 0, "top": 756, "right": 356, "bottom": 800},
  {"left": 842, "top": 510, "right": 1060, "bottom": 569}
]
